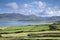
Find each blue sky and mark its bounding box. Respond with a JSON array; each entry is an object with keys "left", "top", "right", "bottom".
[{"left": 0, "top": 0, "right": 60, "bottom": 17}]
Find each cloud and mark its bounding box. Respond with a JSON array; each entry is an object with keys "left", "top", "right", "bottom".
[
  {"left": 19, "top": 1, "right": 46, "bottom": 15},
  {"left": 5, "top": 1, "right": 60, "bottom": 17},
  {"left": 24, "top": 4, "right": 29, "bottom": 8},
  {"left": 6, "top": 2, "right": 18, "bottom": 9},
  {"left": 44, "top": 6, "right": 60, "bottom": 17},
  {"left": 19, "top": 1, "right": 60, "bottom": 17},
  {"left": 6, "top": 2, "right": 18, "bottom": 13},
  {"left": 33, "top": 1, "right": 46, "bottom": 9}
]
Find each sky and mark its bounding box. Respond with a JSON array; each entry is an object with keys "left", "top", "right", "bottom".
[{"left": 0, "top": 0, "right": 60, "bottom": 17}]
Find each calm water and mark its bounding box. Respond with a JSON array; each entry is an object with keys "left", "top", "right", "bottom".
[
  {"left": 0, "top": 21, "right": 41, "bottom": 26},
  {"left": 0, "top": 21, "right": 52, "bottom": 26}
]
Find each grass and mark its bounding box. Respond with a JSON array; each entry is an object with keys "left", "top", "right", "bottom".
[
  {"left": 0, "top": 26, "right": 35, "bottom": 33},
  {"left": 0, "top": 25, "right": 49, "bottom": 37},
  {"left": 0, "top": 25, "right": 60, "bottom": 40},
  {"left": 5, "top": 26, "right": 35, "bottom": 31},
  {"left": 31, "top": 26, "right": 49, "bottom": 31},
  {"left": 0, "top": 25, "right": 49, "bottom": 33},
  {"left": 1, "top": 30, "right": 60, "bottom": 37},
  {"left": 2, "top": 33, "right": 29, "bottom": 37}
]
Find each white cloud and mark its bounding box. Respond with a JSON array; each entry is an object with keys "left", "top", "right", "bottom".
[
  {"left": 6, "top": 2, "right": 18, "bottom": 9},
  {"left": 24, "top": 4, "right": 29, "bottom": 8},
  {"left": 45, "top": 8, "right": 54, "bottom": 16},
  {"left": 44, "top": 7, "right": 60, "bottom": 17},
  {"left": 6, "top": 2, "right": 19, "bottom": 13},
  {"left": 19, "top": 1, "right": 46, "bottom": 15},
  {"left": 34, "top": 1, "right": 46, "bottom": 9},
  {"left": 58, "top": 11, "right": 60, "bottom": 13},
  {"left": 19, "top": 1, "right": 60, "bottom": 17},
  {"left": 5, "top": 1, "right": 60, "bottom": 17}
]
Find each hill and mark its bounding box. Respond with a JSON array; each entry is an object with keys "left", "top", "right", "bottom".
[{"left": 0, "top": 13, "right": 60, "bottom": 22}]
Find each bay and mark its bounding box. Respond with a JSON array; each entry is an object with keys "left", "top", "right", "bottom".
[{"left": 0, "top": 21, "right": 41, "bottom": 26}]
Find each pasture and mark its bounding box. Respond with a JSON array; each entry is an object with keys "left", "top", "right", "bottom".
[{"left": 0, "top": 24, "right": 60, "bottom": 40}]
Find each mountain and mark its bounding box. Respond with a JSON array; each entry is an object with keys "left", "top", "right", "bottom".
[
  {"left": 0, "top": 13, "right": 60, "bottom": 22},
  {"left": 0, "top": 13, "right": 39, "bottom": 21}
]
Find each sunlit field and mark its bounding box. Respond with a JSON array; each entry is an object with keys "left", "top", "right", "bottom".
[{"left": 0, "top": 24, "right": 60, "bottom": 40}]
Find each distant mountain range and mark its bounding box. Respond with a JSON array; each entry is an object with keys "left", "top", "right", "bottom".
[{"left": 0, "top": 13, "right": 60, "bottom": 22}]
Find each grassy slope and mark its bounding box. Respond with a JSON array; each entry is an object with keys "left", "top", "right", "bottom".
[
  {"left": 0, "top": 25, "right": 60, "bottom": 40},
  {"left": 0, "top": 25, "right": 49, "bottom": 37},
  {"left": 0, "top": 25, "right": 49, "bottom": 33},
  {"left": 1, "top": 31, "right": 60, "bottom": 37}
]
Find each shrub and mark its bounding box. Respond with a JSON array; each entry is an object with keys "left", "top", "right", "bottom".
[
  {"left": 0, "top": 34, "right": 2, "bottom": 37},
  {"left": 15, "top": 31, "right": 23, "bottom": 33},
  {"left": 49, "top": 25, "right": 57, "bottom": 30}
]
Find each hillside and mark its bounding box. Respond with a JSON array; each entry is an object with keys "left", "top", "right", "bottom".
[{"left": 0, "top": 13, "right": 60, "bottom": 22}]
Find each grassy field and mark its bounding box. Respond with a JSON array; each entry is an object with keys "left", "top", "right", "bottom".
[
  {"left": 0, "top": 25, "right": 49, "bottom": 33},
  {"left": 0, "top": 25, "right": 60, "bottom": 40}
]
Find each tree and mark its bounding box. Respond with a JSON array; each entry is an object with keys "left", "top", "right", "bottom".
[{"left": 49, "top": 23, "right": 57, "bottom": 30}]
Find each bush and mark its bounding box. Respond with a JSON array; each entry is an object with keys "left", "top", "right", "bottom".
[
  {"left": 27, "top": 34, "right": 30, "bottom": 36},
  {"left": 40, "top": 30, "right": 46, "bottom": 31},
  {"left": 0, "top": 34, "right": 2, "bottom": 37},
  {"left": 49, "top": 25, "right": 57, "bottom": 30},
  {"left": 0, "top": 32, "right": 9, "bottom": 34},
  {"left": 15, "top": 31, "right": 23, "bottom": 33}
]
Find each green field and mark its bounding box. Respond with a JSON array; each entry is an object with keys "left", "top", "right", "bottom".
[
  {"left": 0, "top": 25, "right": 49, "bottom": 33},
  {"left": 0, "top": 25, "right": 60, "bottom": 40}
]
